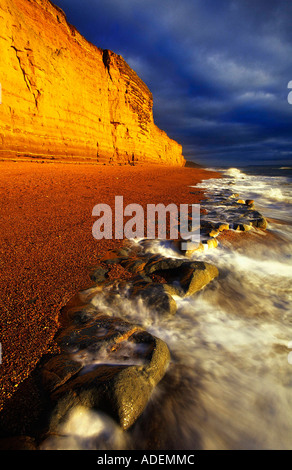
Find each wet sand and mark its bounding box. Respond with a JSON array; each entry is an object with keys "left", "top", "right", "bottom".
[{"left": 0, "top": 161, "right": 220, "bottom": 412}]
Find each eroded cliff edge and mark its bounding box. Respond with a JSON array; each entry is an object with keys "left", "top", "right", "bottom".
[{"left": 0, "top": 0, "right": 185, "bottom": 165}]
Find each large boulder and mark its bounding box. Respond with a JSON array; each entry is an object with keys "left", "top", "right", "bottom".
[
  {"left": 178, "top": 262, "right": 219, "bottom": 296},
  {"left": 129, "top": 280, "right": 178, "bottom": 317},
  {"left": 42, "top": 314, "right": 170, "bottom": 431},
  {"left": 139, "top": 256, "right": 219, "bottom": 298}
]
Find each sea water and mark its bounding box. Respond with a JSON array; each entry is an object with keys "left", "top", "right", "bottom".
[{"left": 42, "top": 166, "right": 292, "bottom": 450}]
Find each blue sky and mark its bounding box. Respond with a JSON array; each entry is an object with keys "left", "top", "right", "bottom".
[{"left": 54, "top": 0, "right": 292, "bottom": 167}]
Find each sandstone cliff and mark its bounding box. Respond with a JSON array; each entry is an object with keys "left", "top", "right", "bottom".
[{"left": 0, "top": 0, "right": 185, "bottom": 165}]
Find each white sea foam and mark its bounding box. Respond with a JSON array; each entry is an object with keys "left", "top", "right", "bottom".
[
  {"left": 41, "top": 406, "right": 128, "bottom": 450},
  {"left": 198, "top": 167, "right": 292, "bottom": 221}
]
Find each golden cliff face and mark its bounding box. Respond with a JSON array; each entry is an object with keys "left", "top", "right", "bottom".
[{"left": 0, "top": 0, "right": 185, "bottom": 165}]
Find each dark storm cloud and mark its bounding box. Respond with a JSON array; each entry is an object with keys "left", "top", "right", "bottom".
[{"left": 54, "top": 0, "right": 292, "bottom": 166}]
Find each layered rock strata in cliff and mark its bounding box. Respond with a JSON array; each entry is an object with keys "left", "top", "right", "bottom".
[{"left": 0, "top": 0, "right": 185, "bottom": 165}]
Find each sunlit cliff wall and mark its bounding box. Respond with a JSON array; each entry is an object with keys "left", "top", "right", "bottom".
[{"left": 0, "top": 0, "right": 185, "bottom": 165}]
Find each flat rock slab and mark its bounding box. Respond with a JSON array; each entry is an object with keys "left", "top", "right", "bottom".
[
  {"left": 42, "top": 313, "right": 170, "bottom": 431},
  {"left": 93, "top": 254, "right": 219, "bottom": 303}
]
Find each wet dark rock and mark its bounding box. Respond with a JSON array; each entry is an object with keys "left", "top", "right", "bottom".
[
  {"left": 119, "top": 256, "right": 147, "bottom": 273},
  {"left": 64, "top": 304, "right": 102, "bottom": 326},
  {"left": 129, "top": 281, "right": 178, "bottom": 316},
  {"left": 47, "top": 327, "right": 170, "bottom": 431},
  {"left": 245, "top": 199, "right": 255, "bottom": 207},
  {"left": 178, "top": 262, "right": 219, "bottom": 296},
  {"left": 103, "top": 257, "right": 124, "bottom": 265},
  {"left": 247, "top": 210, "right": 263, "bottom": 219},
  {"left": 42, "top": 355, "right": 83, "bottom": 392},
  {"left": 251, "top": 215, "right": 268, "bottom": 230},
  {"left": 131, "top": 272, "right": 153, "bottom": 284},
  {"left": 99, "top": 249, "right": 126, "bottom": 265},
  {"left": 90, "top": 267, "right": 109, "bottom": 283},
  {"left": 230, "top": 222, "right": 252, "bottom": 231},
  {"left": 132, "top": 256, "right": 219, "bottom": 298},
  {"left": 55, "top": 314, "right": 134, "bottom": 352},
  {"left": 199, "top": 220, "right": 229, "bottom": 238},
  {"left": 41, "top": 313, "right": 170, "bottom": 432},
  {"left": 143, "top": 255, "right": 188, "bottom": 275},
  {"left": 117, "top": 243, "right": 137, "bottom": 258},
  {"left": 106, "top": 335, "right": 170, "bottom": 430}
]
